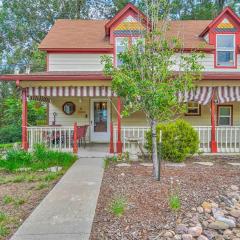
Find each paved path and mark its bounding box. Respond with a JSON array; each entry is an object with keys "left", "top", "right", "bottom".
[{"left": 11, "top": 158, "right": 104, "bottom": 240}]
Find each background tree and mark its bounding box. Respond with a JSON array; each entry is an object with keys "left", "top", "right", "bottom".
[{"left": 102, "top": 0, "right": 204, "bottom": 179}]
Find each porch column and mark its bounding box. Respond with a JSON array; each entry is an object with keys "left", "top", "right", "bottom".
[
  {"left": 117, "top": 97, "right": 122, "bottom": 153},
  {"left": 73, "top": 122, "right": 78, "bottom": 154},
  {"left": 210, "top": 91, "right": 217, "bottom": 153},
  {"left": 22, "top": 88, "right": 28, "bottom": 151}
]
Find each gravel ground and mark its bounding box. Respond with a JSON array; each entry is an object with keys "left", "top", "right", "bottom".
[
  {"left": 0, "top": 171, "right": 61, "bottom": 240},
  {"left": 90, "top": 156, "right": 240, "bottom": 240}
]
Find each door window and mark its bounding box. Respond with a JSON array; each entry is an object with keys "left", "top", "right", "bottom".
[{"left": 94, "top": 102, "right": 108, "bottom": 132}]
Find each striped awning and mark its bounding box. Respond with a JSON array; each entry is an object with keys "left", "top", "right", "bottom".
[
  {"left": 27, "top": 86, "right": 115, "bottom": 97},
  {"left": 178, "top": 87, "right": 214, "bottom": 105},
  {"left": 217, "top": 86, "right": 240, "bottom": 104}
]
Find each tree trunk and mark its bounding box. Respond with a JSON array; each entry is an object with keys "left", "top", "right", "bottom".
[{"left": 151, "top": 119, "right": 159, "bottom": 180}]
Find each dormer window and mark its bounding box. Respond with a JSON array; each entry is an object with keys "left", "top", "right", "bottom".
[
  {"left": 216, "top": 34, "right": 235, "bottom": 67},
  {"left": 116, "top": 37, "right": 129, "bottom": 67}
]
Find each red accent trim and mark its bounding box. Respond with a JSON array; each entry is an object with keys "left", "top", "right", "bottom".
[
  {"left": 22, "top": 88, "right": 28, "bottom": 151},
  {"left": 117, "top": 97, "right": 122, "bottom": 153},
  {"left": 199, "top": 7, "right": 240, "bottom": 37},
  {"left": 217, "top": 104, "right": 233, "bottom": 126},
  {"left": 105, "top": 3, "right": 150, "bottom": 36},
  {"left": 210, "top": 93, "right": 217, "bottom": 153},
  {"left": 0, "top": 74, "right": 111, "bottom": 81},
  {"left": 41, "top": 48, "right": 113, "bottom": 53},
  {"left": 73, "top": 122, "right": 78, "bottom": 154},
  {"left": 109, "top": 122, "right": 114, "bottom": 153}
]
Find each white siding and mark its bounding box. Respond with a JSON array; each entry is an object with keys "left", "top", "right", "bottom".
[
  {"left": 48, "top": 53, "right": 113, "bottom": 71},
  {"left": 172, "top": 53, "right": 240, "bottom": 72}
]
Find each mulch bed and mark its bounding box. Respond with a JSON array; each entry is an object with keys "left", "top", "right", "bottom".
[
  {"left": 0, "top": 171, "right": 60, "bottom": 240},
  {"left": 90, "top": 155, "right": 240, "bottom": 240}
]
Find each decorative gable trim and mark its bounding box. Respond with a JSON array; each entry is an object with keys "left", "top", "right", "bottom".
[
  {"left": 215, "top": 18, "right": 237, "bottom": 32},
  {"left": 105, "top": 3, "right": 149, "bottom": 36},
  {"left": 199, "top": 7, "right": 240, "bottom": 37}
]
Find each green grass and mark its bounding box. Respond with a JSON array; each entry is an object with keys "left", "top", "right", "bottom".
[
  {"left": 0, "top": 212, "right": 7, "bottom": 223},
  {"left": 104, "top": 156, "right": 118, "bottom": 169},
  {"left": 169, "top": 194, "right": 181, "bottom": 212},
  {"left": 35, "top": 182, "right": 49, "bottom": 190},
  {"left": 109, "top": 197, "right": 127, "bottom": 217},
  {"left": 0, "top": 225, "right": 8, "bottom": 237},
  {"left": 13, "top": 197, "right": 26, "bottom": 207},
  {"left": 2, "top": 195, "right": 14, "bottom": 205},
  {"left": 0, "top": 144, "right": 77, "bottom": 172}
]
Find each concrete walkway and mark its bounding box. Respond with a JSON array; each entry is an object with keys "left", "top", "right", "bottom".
[{"left": 11, "top": 158, "right": 104, "bottom": 240}]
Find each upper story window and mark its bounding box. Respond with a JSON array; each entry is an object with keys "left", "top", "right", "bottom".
[
  {"left": 216, "top": 34, "right": 235, "bottom": 67},
  {"left": 116, "top": 37, "right": 128, "bottom": 67}
]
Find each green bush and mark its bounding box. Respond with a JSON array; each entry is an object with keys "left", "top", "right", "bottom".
[
  {"left": 0, "top": 126, "right": 21, "bottom": 144},
  {"left": 145, "top": 119, "right": 199, "bottom": 163}
]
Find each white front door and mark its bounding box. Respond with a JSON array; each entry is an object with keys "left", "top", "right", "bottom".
[{"left": 90, "top": 99, "right": 110, "bottom": 142}]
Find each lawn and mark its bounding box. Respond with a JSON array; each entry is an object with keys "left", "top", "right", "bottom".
[
  {"left": 0, "top": 144, "right": 77, "bottom": 240},
  {"left": 90, "top": 156, "right": 240, "bottom": 240}
]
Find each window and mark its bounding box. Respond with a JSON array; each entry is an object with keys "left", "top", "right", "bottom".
[
  {"left": 62, "top": 102, "right": 75, "bottom": 115},
  {"left": 185, "top": 102, "right": 201, "bottom": 116},
  {"left": 218, "top": 106, "right": 232, "bottom": 126},
  {"left": 115, "top": 37, "right": 128, "bottom": 67},
  {"left": 216, "top": 34, "right": 235, "bottom": 67}
]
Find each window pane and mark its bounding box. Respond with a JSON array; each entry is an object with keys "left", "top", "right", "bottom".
[
  {"left": 220, "top": 107, "right": 231, "bottom": 116},
  {"left": 219, "top": 117, "right": 230, "bottom": 126},
  {"left": 217, "top": 51, "right": 234, "bottom": 66},
  {"left": 116, "top": 38, "right": 128, "bottom": 67},
  {"left": 217, "top": 35, "right": 234, "bottom": 48}
]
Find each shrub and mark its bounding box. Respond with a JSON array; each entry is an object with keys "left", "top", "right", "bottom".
[
  {"left": 109, "top": 197, "right": 127, "bottom": 217},
  {"left": 145, "top": 119, "right": 199, "bottom": 163},
  {"left": 0, "top": 126, "right": 21, "bottom": 144},
  {"left": 104, "top": 156, "right": 118, "bottom": 169},
  {"left": 169, "top": 194, "right": 181, "bottom": 212}
]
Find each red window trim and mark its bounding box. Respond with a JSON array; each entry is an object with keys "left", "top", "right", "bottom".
[{"left": 217, "top": 104, "right": 233, "bottom": 126}]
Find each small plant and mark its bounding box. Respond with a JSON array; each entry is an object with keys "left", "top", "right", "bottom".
[
  {"left": 0, "top": 212, "right": 7, "bottom": 222},
  {"left": 109, "top": 197, "right": 127, "bottom": 217},
  {"left": 0, "top": 225, "right": 8, "bottom": 237},
  {"left": 14, "top": 197, "right": 26, "bottom": 207},
  {"left": 11, "top": 174, "right": 26, "bottom": 183},
  {"left": 168, "top": 177, "right": 181, "bottom": 212},
  {"left": 2, "top": 195, "right": 14, "bottom": 205},
  {"left": 36, "top": 182, "right": 49, "bottom": 190},
  {"left": 169, "top": 194, "right": 181, "bottom": 212},
  {"left": 104, "top": 156, "right": 118, "bottom": 169}
]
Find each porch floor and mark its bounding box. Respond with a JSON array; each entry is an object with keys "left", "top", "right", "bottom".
[{"left": 78, "top": 143, "right": 112, "bottom": 158}]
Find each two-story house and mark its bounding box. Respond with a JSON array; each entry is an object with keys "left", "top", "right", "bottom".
[{"left": 1, "top": 3, "right": 240, "bottom": 154}]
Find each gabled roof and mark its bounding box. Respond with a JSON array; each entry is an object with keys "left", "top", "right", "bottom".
[
  {"left": 39, "top": 20, "right": 112, "bottom": 52},
  {"left": 199, "top": 6, "right": 240, "bottom": 37},
  {"left": 105, "top": 3, "right": 149, "bottom": 36}
]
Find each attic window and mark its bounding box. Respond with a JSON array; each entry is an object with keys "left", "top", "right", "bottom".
[{"left": 216, "top": 34, "right": 235, "bottom": 67}]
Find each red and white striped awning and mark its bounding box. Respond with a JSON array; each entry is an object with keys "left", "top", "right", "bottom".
[
  {"left": 178, "top": 86, "right": 214, "bottom": 105},
  {"left": 217, "top": 86, "right": 240, "bottom": 104},
  {"left": 27, "top": 86, "right": 116, "bottom": 98}
]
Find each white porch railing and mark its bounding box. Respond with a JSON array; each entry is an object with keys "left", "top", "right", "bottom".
[
  {"left": 28, "top": 126, "right": 74, "bottom": 151},
  {"left": 193, "top": 126, "right": 211, "bottom": 153},
  {"left": 216, "top": 126, "right": 240, "bottom": 153},
  {"left": 113, "top": 126, "right": 150, "bottom": 153}
]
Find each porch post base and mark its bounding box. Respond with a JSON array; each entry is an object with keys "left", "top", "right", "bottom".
[
  {"left": 210, "top": 141, "right": 217, "bottom": 153},
  {"left": 117, "top": 141, "right": 122, "bottom": 154}
]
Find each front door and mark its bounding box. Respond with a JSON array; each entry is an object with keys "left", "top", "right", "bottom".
[{"left": 90, "top": 99, "right": 110, "bottom": 142}]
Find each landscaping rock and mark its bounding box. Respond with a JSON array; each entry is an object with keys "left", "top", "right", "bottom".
[
  {"left": 176, "top": 224, "right": 188, "bottom": 234},
  {"left": 47, "top": 166, "right": 63, "bottom": 172},
  {"left": 231, "top": 185, "right": 239, "bottom": 191},
  {"left": 197, "top": 235, "right": 209, "bottom": 240},
  {"left": 208, "top": 221, "right": 229, "bottom": 230},
  {"left": 188, "top": 225, "right": 202, "bottom": 237},
  {"left": 194, "top": 162, "right": 214, "bottom": 166},
  {"left": 230, "top": 209, "right": 240, "bottom": 218},
  {"left": 116, "top": 163, "right": 131, "bottom": 167},
  {"left": 140, "top": 163, "right": 153, "bottom": 167},
  {"left": 182, "top": 234, "right": 193, "bottom": 240}
]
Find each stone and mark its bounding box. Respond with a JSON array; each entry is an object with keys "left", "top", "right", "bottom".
[
  {"left": 228, "top": 163, "right": 240, "bottom": 166},
  {"left": 204, "top": 229, "right": 216, "bottom": 240},
  {"left": 208, "top": 221, "right": 229, "bottom": 230},
  {"left": 164, "top": 231, "right": 175, "bottom": 238},
  {"left": 120, "top": 173, "right": 125, "bottom": 177},
  {"left": 174, "top": 235, "right": 182, "bottom": 240},
  {"left": 116, "top": 163, "right": 131, "bottom": 167},
  {"left": 230, "top": 209, "right": 240, "bottom": 218},
  {"left": 215, "top": 216, "right": 236, "bottom": 228},
  {"left": 197, "top": 207, "right": 204, "bottom": 213},
  {"left": 202, "top": 201, "right": 212, "bottom": 212},
  {"left": 140, "top": 163, "right": 153, "bottom": 167},
  {"left": 182, "top": 234, "right": 193, "bottom": 240},
  {"left": 176, "top": 224, "right": 188, "bottom": 234},
  {"left": 194, "top": 162, "right": 214, "bottom": 166},
  {"left": 231, "top": 185, "right": 239, "bottom": 191},
  {"left": 47, "top": 166, "right": 62, "bottom": 172},
  {"left": 188, "top": 225, "right": 203, "bottom": 237},
  {"left": 197, "top": 235, "right": 209, "bottom": 240},
  {"left": 165, "top": 162, "right": 186, "bottom": 167},
  {"left": 223, "top": 229, "right": 233, "bottom": 236}
]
